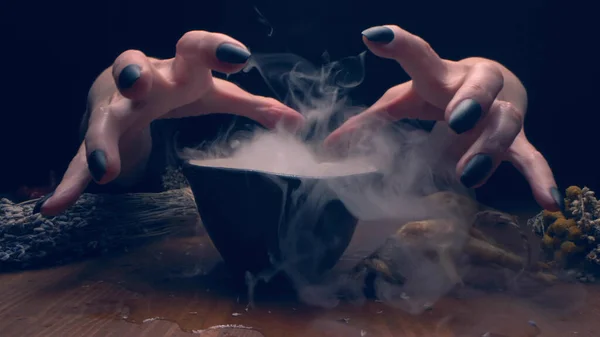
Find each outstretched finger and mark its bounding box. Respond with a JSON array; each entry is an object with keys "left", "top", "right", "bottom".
[
  {"left": 84, "top": 49, "right": 160, "bottom": 185},
  {"left": 33, "top": 143, "right": 92, "bottom": 216},
  {"left": 323, "top": 83, "right": 440, "bottom": 148},
  {"left": 507, "top": 132, "right": 563, "bottom": 211},
  {"left": 361, "top": 24, "right": 452, "bottom": 104},
  {"left": 85, "top": 31, "right": 253, "bottom": 185}
]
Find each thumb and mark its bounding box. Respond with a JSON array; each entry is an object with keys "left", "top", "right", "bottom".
[{"left": 34, "top": 143, "right": 92, "bottom": 216}]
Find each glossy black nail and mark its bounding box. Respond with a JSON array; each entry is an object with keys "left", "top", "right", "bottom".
[
  {"left": 448, "top": 99, "right": 483, "bottom": 134},
  {"left": 117, "top": 64, "right": 141, "bottom": 90},
  {"left": 550, "top": 187, "right": 566, "bottom": 213},
  {"left": 362, "top": 26, "right": 395, "bottom": 44},
  {"left": 32, "top": 191, "right": 54, "bottom": 215},
  {"left": 460, "top": 154, "right": 494, "bottom": 188},
  {"left": 88, "top": 150, "right": 107, "bottom": 182},
  {"left": 216, "top": 43, "right": 251, "bottom": 64}
]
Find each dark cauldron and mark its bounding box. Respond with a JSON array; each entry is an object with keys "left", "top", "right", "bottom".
[{"left": 182, "top": 161, "right": 375, "bottom": 280}]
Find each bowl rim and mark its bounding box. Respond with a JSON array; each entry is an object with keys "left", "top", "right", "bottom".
[{"left": 182, "top": 159, "right": 380, "bottom": 180}]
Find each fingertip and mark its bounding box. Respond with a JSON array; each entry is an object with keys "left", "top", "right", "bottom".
[
  {"left": 321, "top": 134, "right": 351, "bottom": 159},
  {"left": 112, "top": 51, "right": 153, "bottom": 100},
  {"left": 39, "top": 190, "right": 78, "bottom": 217},
  {"left": 322, "top": 133, "right": 343, "bottom": 153},
  {"left": 39, "top": 200, "right": 63, "bottom": 217},
  {"left": 32, "top": 191, "right": 55, "bottom": 215},
  {"left": 360, "top": 26, "right": 398, "bottom": 60},
  {"left": 321, "top": 121, "right": 369, "bottom": 159},
  {"left": 448, "top": 99, "right": 483, "bottom": 135},
  {"left": 322, "top": 133, "right": 338, "bottom": 149},
  {"left": 117, "top": 64, "right": 152, "bottom": 100},
  {"left": 458, "top": 153, "right": 495, "bottom": 189},
  {"left": 117, "top": 64, "right": 142, "bottom": 90},
  {"left": 550, "top": 186, "right": 565, "bottom": 212},
  {"left": 86, "top": 149, "right": 121, "bottom": 185},
  {"left": 212, "top": 44, "right": 252, "bottom": 75},
  {"left": 531, "top": 186, "right": 564, "bottom": 213},
  {"left": 362, "top": 26, "right": 395, "bottom": 44},
  {"left": 322, "top": 120, "right": 356, "bottom": 149},
  {"left": 40, "top": 142, "right": 94, "bottom": 216},
  {"left": 321, "top": 112, "right": 389, "bottom": 153},
  {"left": 508, "top": 136, "right": 561, "bottom": 212},
  {"left": 215, "top": 43, "right": 251, "bottom": 64},
  {"left": 279, "top": 112, "right": 306, "bottom": 133},
  {"left": 87, "top": 150, "right": 107, "bottom": 183},
  {"left": 361, "top": 24, "right": 449, "bottom": 89},
  {"left": 265, "top": 100, "right": 305, "bottom": 132}
]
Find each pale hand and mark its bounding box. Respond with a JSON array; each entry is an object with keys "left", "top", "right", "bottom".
[
  {"left": 37, "top": 31, "right": 304, "bottom": 216},
  {"left": 324, "top": 25, "right": 562, "bottom": 211}
]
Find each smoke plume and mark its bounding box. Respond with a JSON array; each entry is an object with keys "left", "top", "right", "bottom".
[{"left": 182, "top": 51, "right": 474, "bottom": 312}]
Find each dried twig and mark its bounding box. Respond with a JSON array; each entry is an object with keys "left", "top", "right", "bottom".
[{"left": 0, "top": 188, "right": 201, "bottom": 270}]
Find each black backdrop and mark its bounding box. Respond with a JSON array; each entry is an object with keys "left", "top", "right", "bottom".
[{"left": 0, "top": 0, "right": 596, "bottom": 207}]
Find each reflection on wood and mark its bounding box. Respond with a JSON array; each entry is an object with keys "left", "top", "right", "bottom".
[{"left": 0, "top": 225, "right": 597, "bottom": 337}]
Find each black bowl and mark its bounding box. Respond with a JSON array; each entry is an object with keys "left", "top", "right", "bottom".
[{"left": 182, "top": 161, "right": 373, "bottom": 280}]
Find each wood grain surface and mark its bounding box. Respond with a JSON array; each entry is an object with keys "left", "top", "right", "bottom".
[{"left": 0, "top": 221, "right": 598, "bottom": 337}]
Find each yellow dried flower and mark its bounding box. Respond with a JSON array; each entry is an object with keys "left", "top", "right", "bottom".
[
  {"left": 566, "top": 186, "right": 583, "bottom": 200},
  {"left": 560, "top": 241, "right": 578, "bottom": 255}
]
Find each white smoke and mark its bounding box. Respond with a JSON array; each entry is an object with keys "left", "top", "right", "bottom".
[{"left": 182, "top": 51, "right": 473, "bottom": 312}]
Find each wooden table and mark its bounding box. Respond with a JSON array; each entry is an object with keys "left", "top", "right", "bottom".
[{"left": 0, "top": 221, "right": 598, "bottom": 337}]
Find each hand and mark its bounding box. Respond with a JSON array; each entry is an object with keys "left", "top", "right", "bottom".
[
  {"left": 324, "top": 25, "right": 562, "bottom": 211},
  {"left": 35, "top": 31, "right": 304, "bottom": 216}
]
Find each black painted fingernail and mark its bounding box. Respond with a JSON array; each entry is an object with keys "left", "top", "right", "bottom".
[
  {"left": 88, "top": 150, "right": 107, "bottom": 182},
  {"left": 460, "top": 154, "right": 494, "bottom": 188},
  {"left": 362, "top": 26, "right": 395, "bottom": 44},
  {"left": 117, "top": 64, "right": 142, "bottom": 90},
  {"left": 32, "top": 191, "right": 54, "bottom": 215},
  {"left": 216, "top": 43, "right": 251, "bottom": 64},
  {"left": 550, "top": 187, "right": 566, "bottom": 213},
  {"left": 448, "top": 99, "right": 483, "bottom": 134}
]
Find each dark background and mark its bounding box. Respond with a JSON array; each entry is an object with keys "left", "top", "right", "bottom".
[{"left": 0, "top": 0, "right": 596, "bottom": 207}]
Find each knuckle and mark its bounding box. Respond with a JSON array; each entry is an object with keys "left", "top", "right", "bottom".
[
  {"left": 473, "top": 61, "right": 503, "bottom": 79},
  {"left": 474, "top": 61, "right": 505, "bottom": 91},
  {"left": 416, "top": 36, "right": 435, "bottom": 55},
  {"left": 464, "top": 82, "right": 487, "bottom": 94},
  {"left": 180, "top": 30, "right": 209, "bottom": 41},
  {"left": 176, "top": 30, "right": 210, "bottom": 53},
  {"left": 402, "top": 32, "right": 432, "bottom": 54},
  {"left": 485, "top": 131, "right": 511, "bottom": 153},
  {"left": 463, "top": 82, "right": 496, "bottom": 105},
  {"left": 497, "top": 101, "right": 523, "bottom": 127},
  {"left": 484, "top": 102, "right": 523, "bottom": 152}
]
